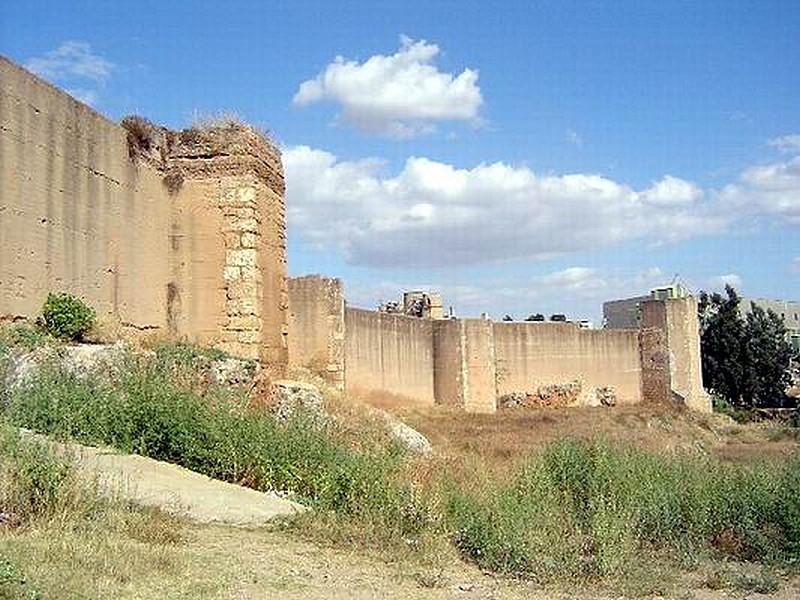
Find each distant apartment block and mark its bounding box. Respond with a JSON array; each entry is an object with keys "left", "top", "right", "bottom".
[
  {"left": 603, "top": 290, "right": 800, "bottom": 353},
  {"left": 741, "top": 298, "right": 800, "bottom": 353},
  {"left": 603, "top": 284, "right": 689, "bottom": 329}
]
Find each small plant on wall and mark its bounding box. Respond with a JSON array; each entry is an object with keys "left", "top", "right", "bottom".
[{"left": 41, "top": 292, "right": 96, "bottom": 341}]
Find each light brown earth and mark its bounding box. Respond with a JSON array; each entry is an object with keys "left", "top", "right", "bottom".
[{"left": 356, "top": 390, "right": 800, "bottom": 466}]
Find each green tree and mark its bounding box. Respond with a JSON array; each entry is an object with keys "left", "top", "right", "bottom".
[
  {"left": 743, "top": 304, "right": 793, "bottom": 406},
  {"left": 525, "top": 313, "right": 545, "bottom": 322},
  {"left": 699, "top": 285, "right": 792, "bottom": 408}
]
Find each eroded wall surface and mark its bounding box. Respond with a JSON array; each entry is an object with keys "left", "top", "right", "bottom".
[
  {"left": 287, "top": 275, "right": 345, "bottom": 387},
  {"left": 662, "top": 297, "right": 709, "bottom": 412},
  {"left": 0, "top": 57, "right": 172, "bottom": 329},
  {"left": 344, "top": 308, "right": 435, "bottom": 403},
  {"left": 493, "top": 322, "right": 643, "bottom": 405},
  {"left": 0, "top": 57, "right": 288, "bottom": 368},
  {"left": 432, "top": 319, "right": 465, "bottom": 406},
  {"left": 639, "top": 297, "right": 710, "bottom": 412}
]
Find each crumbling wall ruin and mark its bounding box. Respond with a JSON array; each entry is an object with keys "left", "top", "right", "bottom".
[
  {"left": 287, "top": 275, "right": 345, "bottom": 387},
  {"left": 0, "top": 56, "right": 288, "bottom": 369},
  {"left": 640, "top": 297, "right": 710, "bottom": 412},
  {"left": 288, "top": 277, "right": 709, "bottom": 413},
  {"left": 493, "top": 322, "right": 643, "bottom": 407}
]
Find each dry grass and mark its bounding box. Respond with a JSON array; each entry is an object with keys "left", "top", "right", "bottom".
[
  {"left": 162, "top": 167, "right": 185, "bottom": 195},
  {"left": 355, "top": 388, "right": 800, "bottom": 466},
  {"left": 120, "top": 115, "right": 161, "bottom": 161},
  {"left": 187, "top": 110, "right": 271, "bottom": 143}
]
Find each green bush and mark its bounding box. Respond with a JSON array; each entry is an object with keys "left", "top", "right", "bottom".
[
  {"left": 2, "top": 349, "right": 405, "bottom": 516},
  {"left": 712, "top": 394, "right": 753, "bottom": 423},
  {"left": 445, "top": 439, "right": 800, "bottom": 581},
  {"left": 40, "top": 292, "right": 95, "bottom": 341},
  {"left": 0, "top": 420, "right": 77, "bottom": 525},
  {"left": 0, "top": 323, "right": 51, "bottom": 352}
]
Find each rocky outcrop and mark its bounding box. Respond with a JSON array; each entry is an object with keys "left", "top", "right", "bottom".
[{"left": 268, "top": 379, "right": 329, "bottom": 425}]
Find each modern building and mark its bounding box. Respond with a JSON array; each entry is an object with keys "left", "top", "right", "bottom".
[
  {"left": 604, "top": 290, "right": 800, "bottom": 354},
  {"left": 741, "top": 298, "right": 800, "bottom": 353},
  {"left": 603, "top": 284, "right": 690, "bottom": 329}
]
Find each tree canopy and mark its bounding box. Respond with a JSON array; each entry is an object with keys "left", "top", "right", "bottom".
[{"left": 699, "top": 285, "right": 793, "bottom": 408}]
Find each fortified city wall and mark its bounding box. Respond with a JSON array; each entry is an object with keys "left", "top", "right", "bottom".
[
  {"left": 0, "top": 56, "right": 708, "bottom": 410},
  {"left": 287, "top": 276, "right": 711, "bottom": 413},
  {"left": 0, "top": 57, "right": 288, "bottom": 369}
]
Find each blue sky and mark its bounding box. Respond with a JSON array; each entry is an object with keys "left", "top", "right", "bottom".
[{"left": 2, "top": 0, "right": 798, "bottom": 322}]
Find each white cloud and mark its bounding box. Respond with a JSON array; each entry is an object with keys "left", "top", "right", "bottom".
[
  {"left": 284, "top": 145, "right": 725, "bottom": 268},
  {"left": 639, "top": 175, "right": 703, "bottom": 207},
  {"left": 538, "top": 267, "right": 607, "bottom": 295},
  {"left": 792, "top": 257, "right": 800, "bottom": 273},
  {"left": 292, "top": 36, "right": 482, "bottom": 137},
  {"left": 707, "top": 273, "right": 743, "bottom": 290},
  {"left": 25, "top": 41, "right": 112, "bottom": 107},
  {"left": 25, "top": 41, "right": 112, "bottom": 83},
  {"left": 720, "top": 156, "right": 800, "bottom": 224},
  {"left": 768, "top": 134, "right": 800, "bottom": 154}
]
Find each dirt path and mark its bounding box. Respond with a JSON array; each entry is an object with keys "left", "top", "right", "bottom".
[
  {"left": 22, "top": 430, "right": 305, "bottom": 526},
  {"left": 167, "top": 523, "right": 800, "bottom": 600}
]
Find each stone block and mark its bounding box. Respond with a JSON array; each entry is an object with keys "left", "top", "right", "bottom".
[
  {"left": 226, "top": 248, "right": 257, "bottom": 268},
  {"left": 235, "top": 218, "right": 258, "bottom": 232},
  {"left": 227, "top": 280, "right": 257, "bottom": 300},
  {"left": 240, "top": 265, "right": 260, "bottom": 281},
  {"left": 240, "top": 232, "right": 258, "bottom": 248},
  {"left": 238, "top": 297, "right": 258, "bottom": 315},
  {"left": 269, "top": 380, "right": 328, "bottom": 425},
  {"left": 226, "top": 315, "right": 261, "bottom": 331},
  {"left": 223, "top": 266, "right": 241, "bottom": 281},
  {"left": 238, "top": 330, "right": 260, "bottom": 344}
]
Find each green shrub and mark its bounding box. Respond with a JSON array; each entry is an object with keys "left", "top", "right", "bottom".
[
  {"left": 0, "top": 420, "right": 77, "bottom": 525},
  {"left": 0, "top": 554, "right": 41, "bottom": 600},
  {"left": 40, "top": 293, "right": 95, "bottom": 341},
  {"left": 712, "top": 394, "right": 752, "bottom": 423},
  {"left": 2, "top": 350, "right": 404, "bottom": 515},
  {"left": 445, "top": 439, "right": 800, "bottom": 582},
  {"left": 0, "top": 323, "right": 51, "bottom": 352}
]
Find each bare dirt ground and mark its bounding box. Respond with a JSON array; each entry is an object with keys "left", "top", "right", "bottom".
[{"left": 174, "top": 523, "right": 800, "bottom": 600}]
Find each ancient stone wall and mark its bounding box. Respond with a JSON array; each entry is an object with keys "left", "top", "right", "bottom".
[
  {"left": 431, "top": 318, "right": 497, "bottom": 412},
  {"left": 432, "top": 319, "right": 466, "bottom": 406},
  {"left": 287, "top": 275, "right": 345, "bottom": 388},
  {"left": 0, "top": 57, "right": 288, "bottom": 368},
  {"left": 639, "top": 297, "right": 710, "bottom": 412},
  {"left": 493, "top": 321, "right": 643, "bottom": 406},
  {"left": 293, "top": 282, "right": 706, "bottom": 413},
  {"left": 1, "top": 57, "right": 171, "bottom": 330},
  {"left": 344, "top": 308, "right": 436, "bottom": 403}
]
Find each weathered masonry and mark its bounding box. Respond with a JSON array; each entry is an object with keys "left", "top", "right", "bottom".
[
  {"left": 0, "top": 57, "right": 288, "bottom": 370},
  {"left": 288, "top": 276, "right": 710, "bottom": 413},
  {"left": 0, "top": 55, "right": 708, "bottom": 410}
]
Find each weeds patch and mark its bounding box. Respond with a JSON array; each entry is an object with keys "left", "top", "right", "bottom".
[
  {"left": 3, "top": 341, "right": 800, "bottom": 593},
  {"left": 445, "top": 438, "right": 800, "bottom": 586}
]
